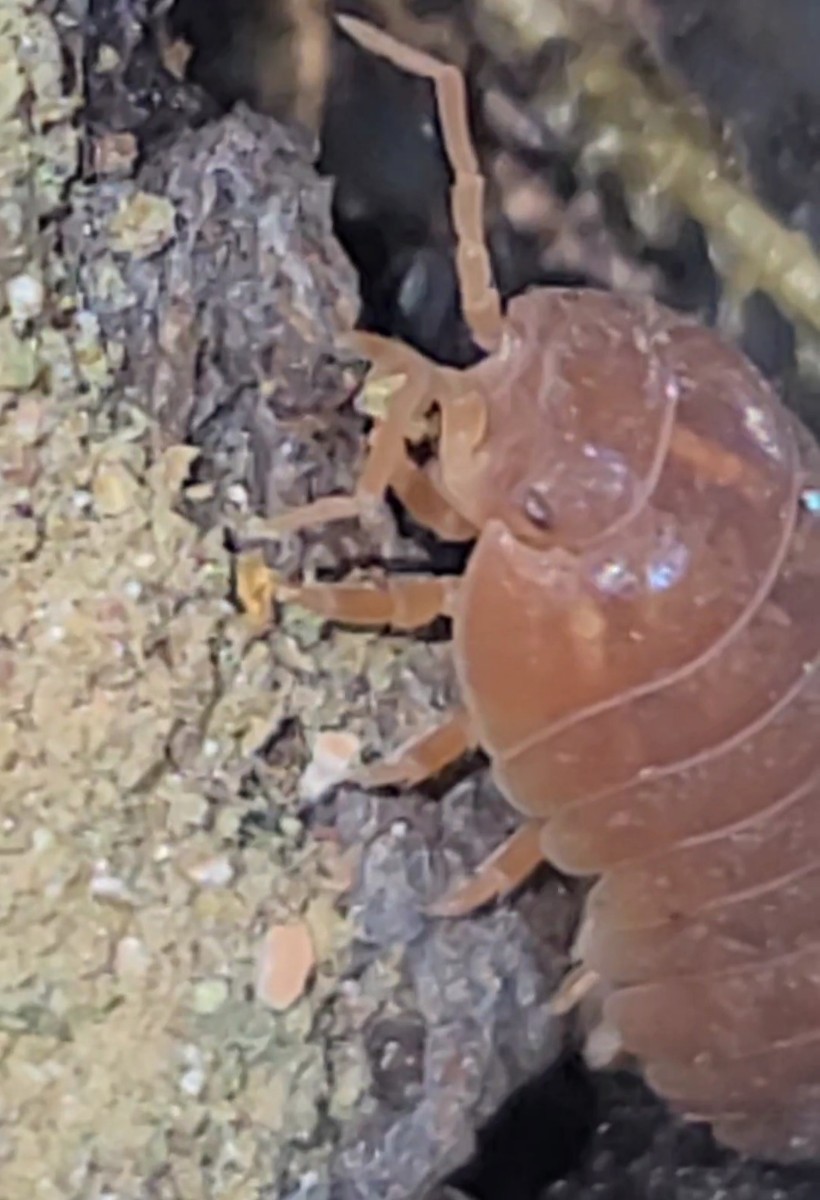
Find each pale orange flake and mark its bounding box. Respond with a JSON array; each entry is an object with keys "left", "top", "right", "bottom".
[{"left": 256, "top": 921, "right": 315, "bottom": 1011}]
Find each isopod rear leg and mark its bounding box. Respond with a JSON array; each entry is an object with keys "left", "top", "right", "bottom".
[
  {"left": 427, "top": 820, "right": 546, "bottom": 917},
  {"left": 351, "top": 706, "right": 476, "bottom": 788}
]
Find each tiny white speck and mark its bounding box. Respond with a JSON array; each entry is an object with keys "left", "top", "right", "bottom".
[
  {"left": 664, "top": 376, "right": 681, "bottom": 402},
  {"left": 179, "top": 1066, "right": 206, "bottom": 1097},
  {"left": 226, "top": 483, "right": 248, "bottom": 509}
]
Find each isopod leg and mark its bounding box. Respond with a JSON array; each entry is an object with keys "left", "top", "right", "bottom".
[
  {"left": 389, "top": 453, "right": 477, "bottom": 542},
  {"left": 260, "top": 331, "right": 476, "bottom": 541},
  {"left": 353, "top": 331, "right": 477, "bottom": 539},
  {"left": 551, "top": 965, "right": 601, "bottom": 1016},
  {"left": 275, "top": 573, "right": 460, "bottom": 631},
  {"left": 427, "top": 820, "right": 546, "bottom": 917},
  {"left": 259, "top": 335, "right": 436, "bottom": 537},
  {"left": 351, "top": 706, "right": 476, "bottom": 789},
  {"left": 336, "top": 15, "right": 503, "bottom": 352}
]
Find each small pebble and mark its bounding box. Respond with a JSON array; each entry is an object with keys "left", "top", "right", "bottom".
[
  {"left": 179, "top": 1064, "right": 206, "bottom": 1098},
  {"left": 225, "top": 482, "right": 249, "bottom": 509},
  {"left": 256, "top": 920, "right": 316, "bottom": 1011},
  {"left": 95, "top": 43, "right": 120, "bottom": 72},
  {"left": 11, "top": 396, "right": 43, "bottom": 442},
  {"left": 92, "top": 461, "right": 138, "bottom": 517},
  {"left": 7, "top": 273, "right": 44, "bottom": 322},
  {"left": 90, "top": 863, "right": 136, "bottom": 907},
  {"left": 280, "top": 814, "right": 304, "bottom": 841},
  {"left": 192, "top": 977, "right": 230, "bottom": 1015},
  {"left": 299, "top": 730, "right": 360, "bottom": 802},
  {"left": 184, "top": 854, "right": 234, "bottom": 889},
  {"left": 179, "top": 1045, "right": 207, "bottom": 1097},
  {"left": 166, "top": 788, "right": 209, "bottom": 832},
  {"left": 91, "top": 130, "right": 138, "bottom": 177},
  {"left": 215, "top": 807, "right": 242, "bottom": 840},
  {"left": 114, "top": 936, "right": 151, "bottom": 984},
  {"left": 108, "top": 191, "right": 176, "bottom": 259}
]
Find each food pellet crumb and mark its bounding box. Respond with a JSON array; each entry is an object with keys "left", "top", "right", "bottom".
[{"left": 256, "top": 921, "right": 316, "bottom": 1011}]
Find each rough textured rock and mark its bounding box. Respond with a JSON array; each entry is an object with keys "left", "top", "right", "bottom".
[
  {"left": 332, "top": 782, "right": 573, "bottom": 1199},
  {"left": 63, "top": 106, "right": 362, "bottom": 530}
]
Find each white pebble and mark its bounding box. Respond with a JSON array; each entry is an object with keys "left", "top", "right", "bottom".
[
  {"left": 6, "top": 273, "right": 44, "bottom": 322},
  {"left": 185, "top": 854, "right": 234, "bottom": 888},
  {"left": 226, "top": 483, "right": 249, "bottom": 509},
  {"left": 114, "top": 936, "right": 151, "bottom": 983},
  {"left": 90, "top": 862, "right": 136, "bottom": 906},
  {"left": 72, "top": 489, "right": 93, "bottom": 510},
  {"left": 299, "top": 730, "right": 360, "bottom": 802},
  {"left": 179, "top": 1044, "right": 207, "bottom": 1097},
  {"left": 179, "top": 1065, "right": 206, "bottom": 1097}
]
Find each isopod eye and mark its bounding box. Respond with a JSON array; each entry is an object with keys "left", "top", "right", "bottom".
[{"left": 522, "top": 485, "right": 554, "bottom": 531}]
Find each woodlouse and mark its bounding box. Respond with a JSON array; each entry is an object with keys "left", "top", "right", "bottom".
[{"left": 266, "top": 14, "right": 820, "bottom": 1162}]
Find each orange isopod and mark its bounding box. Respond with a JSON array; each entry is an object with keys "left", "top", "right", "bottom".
[{"left": 264, "top": 14, "right": 820, "bottom": 1162}]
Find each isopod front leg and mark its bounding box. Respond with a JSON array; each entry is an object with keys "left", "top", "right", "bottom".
[
  {"left": 427, "top": 820, "right": 546, "bottom": 918},
  {"left": 259, "top": 334, "right": 437, "bottom": 537},
  {"left": 389, "top": 452, "right": 477, "bottom": 542},
  {"left": 351, "top": 706, "right": 477, "bottom": 789},
  {"left": 276, "top": 573, "right": 460, "bottom": 631},
  {"left": 260, "top": 332, "right": 476, "bottom": 542}
]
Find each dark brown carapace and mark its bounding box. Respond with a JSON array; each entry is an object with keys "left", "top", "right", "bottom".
[{"left": 266, "top": 15, "right": 820, "bottom": 1162}]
